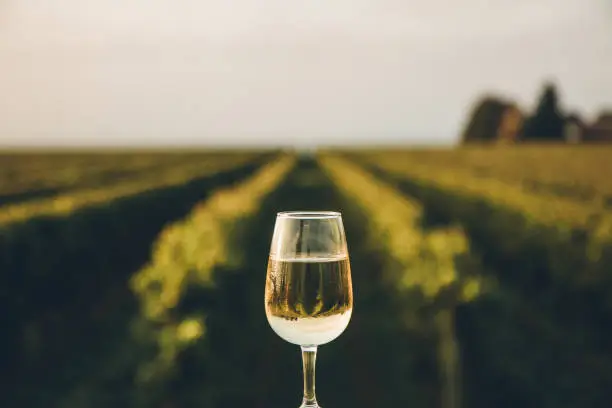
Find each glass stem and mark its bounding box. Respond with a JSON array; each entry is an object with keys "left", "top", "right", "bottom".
[{"left": 301, "top": 345, "right": 319, "bottom": 407}]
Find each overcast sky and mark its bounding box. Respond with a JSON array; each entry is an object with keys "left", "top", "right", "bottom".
[{"left": 0, "top": 0, "right": 611, "bottom": 147}]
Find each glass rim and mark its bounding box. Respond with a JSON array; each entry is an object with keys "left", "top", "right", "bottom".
[{"left": 276, "top": 211, "right": 341, "bottom": 219}]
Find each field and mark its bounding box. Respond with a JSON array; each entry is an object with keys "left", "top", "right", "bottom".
[{"left": 1, "top": 146, "right": 611, "bottom": 408}]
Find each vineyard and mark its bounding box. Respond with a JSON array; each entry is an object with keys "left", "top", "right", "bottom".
[{"left": 1, "top": 146, "right": 611, "bottom": 408}]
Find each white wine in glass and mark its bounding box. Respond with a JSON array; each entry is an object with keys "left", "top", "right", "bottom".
[{"left": 265, "top": 211, "right": 353, "bottom": 408}]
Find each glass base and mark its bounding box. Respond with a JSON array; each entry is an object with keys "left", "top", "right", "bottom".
[{"left": 299, "top": 403, "right": 320, "bottom": 408}]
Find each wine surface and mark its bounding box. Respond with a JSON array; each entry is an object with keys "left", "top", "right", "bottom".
[{"left": 265, "top": 255, "right": 353, "bottom": 345}]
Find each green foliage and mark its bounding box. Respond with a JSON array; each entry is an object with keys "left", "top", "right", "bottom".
[
  {"left": 0, "top": 153, "right": 261, "bottom": 226},
  {"left": 0, "top": 152, "right": 234, "bottom": 206},
  {"left": 370, "top": 145, "right": 612, "bottom": 207},
  {"left": 129, "top": 156, "right": 295, "bottom": 389},
  {"left": 0, "top": 153, "right": 273, "bottom": 407},
  {"left": 350, "top": 149, "right": 612, "bottom": 407},
  {"left": 6, "top": 146, "right": 612, "bottom": 408},
  {"left": 319, "top": 154, "right": 487, "bottom": 408}
]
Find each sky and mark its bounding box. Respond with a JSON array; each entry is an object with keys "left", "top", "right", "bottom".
[{"left": 0, "top": 0, "right": 611, "bottom": 147}]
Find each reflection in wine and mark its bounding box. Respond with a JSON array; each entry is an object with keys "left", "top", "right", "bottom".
[{"left": 265, "top": 256, "right": 353, "bottom": 345}]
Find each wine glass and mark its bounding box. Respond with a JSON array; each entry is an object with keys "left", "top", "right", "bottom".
[{"left": 265, "top": 211, "right": 353, "bottom": 408}]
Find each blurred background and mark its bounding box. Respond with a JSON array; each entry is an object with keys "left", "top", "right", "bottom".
[{"left": 1, "top": 1, "right": 612, "bottom": 407}]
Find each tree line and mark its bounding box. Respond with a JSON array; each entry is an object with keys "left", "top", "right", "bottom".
[{"left": 461, "top": 82, "right": 611, "bottom": 144}]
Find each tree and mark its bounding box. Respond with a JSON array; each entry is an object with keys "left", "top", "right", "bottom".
[
  {"left": 521, "top": 82, "right": 565, "bottom": 141},
  {"left": 460, "top": 96, "right": 514, "bottom": 144}
]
